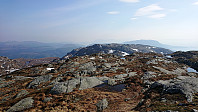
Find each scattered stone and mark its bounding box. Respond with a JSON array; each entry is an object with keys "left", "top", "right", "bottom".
[
  {"left": 96, "top": 99, "right": 108, "bottom": 112},
  {"left": 43, "top": 97, "right": 52, "bottom": 103},
  {"left": 7, "top": 97, "right": 34, "bottom": 112},
  {"left": 142, "top": 71, "right": 156, "bottom": 80}
]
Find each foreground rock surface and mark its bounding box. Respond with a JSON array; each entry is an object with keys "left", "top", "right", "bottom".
[{"left": 0, "top": 52, "right": 198, "bottom": 112}]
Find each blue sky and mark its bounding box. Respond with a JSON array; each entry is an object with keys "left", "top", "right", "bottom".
[{"left": 0, "top": 0, "right": 198, "bottom": 48}]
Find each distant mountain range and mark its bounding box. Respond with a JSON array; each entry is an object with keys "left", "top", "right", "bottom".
[
  {"left": 0, "top": 40, "right": 189, "bottom": 59},
  {"left": 63, "top": 43, "right": 173, "bottom": 59},
  {"left": 0, "top": 41, "right": 82, "bottom": 59},
  {"left": 123, "top": 40, "right": 187, "bottom": 51}
]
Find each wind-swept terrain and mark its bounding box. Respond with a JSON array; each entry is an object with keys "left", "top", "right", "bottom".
[{"left": 0, "top": 44, "right": 198, "bottom": 112}]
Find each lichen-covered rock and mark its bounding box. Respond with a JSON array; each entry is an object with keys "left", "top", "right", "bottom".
[
  {"left": 50, "top": 78, "right": 80, "bottom": 94},
  {"left": 7, "top": 97, "right": 34, "bottom": 112},
  {"left": 79, "top": 77, "right": 104, "bottom": 90},
  {"left": 14, "top": 90, "right": 29, "bottom": 99},
  {"left": 153, "top": 66, "right": 186, "bottom": 75},
  {"left": 14, "top": 76, "right": 32, "bottom": 81},
  {"left": 49, "top": 77, "right": 63, "bottom": 85},
  {"left": 28, "top": 74, "right": 53, "bottom": 88},
  {"left": 151, "top": 76, "right": 198, "bottom": 102},
  {"left": 50, "top": 77, "right": 104, "bottom": 94}
]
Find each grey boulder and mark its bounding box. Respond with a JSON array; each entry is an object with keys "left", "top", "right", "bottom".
[{"left": 7, "top": 97, "right": 34, "bottom": 112}]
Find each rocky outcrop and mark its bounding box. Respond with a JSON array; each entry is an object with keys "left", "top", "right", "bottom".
[
  {"left": 151, "top": 76, "right": 198, "bottom": 102},
  {"left": 171, "top": 51, "right": 198, "bottom": 71},
  {"left": 14, "top": 90, "right": 29, "bottom": 99},
  {"left": 1, "top": 52, "right": 198, "bottom": 111},
  {"left": 28, "top": 74, "right": 53, "bottom": 88},
  {"left": 50, "top": 77, "right": 104, "bottom": 94},
  {"left": 7, "top": 97, "right": 34, "bottom": 112}
]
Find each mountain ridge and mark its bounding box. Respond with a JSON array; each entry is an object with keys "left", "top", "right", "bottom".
[
  {"left": 0, "top": 41, "right": 82, "bottom": 59},
  {"left": 63, "top": 43, "right": 173, "bottom": 59},
  {"left": 123, "top": 40, "right": 187, "bottom": 51}
]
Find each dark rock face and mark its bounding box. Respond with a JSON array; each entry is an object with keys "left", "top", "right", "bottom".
[
  {"left": 171, "top": 51, "right": 198, "bottom": 71},
  {"left": 63, "top": 43, "right": 173, "bottom": 59}
]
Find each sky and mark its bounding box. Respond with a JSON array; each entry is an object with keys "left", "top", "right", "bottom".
[{"left": 0, "top": 0, "right": 198, "bottom": 48}]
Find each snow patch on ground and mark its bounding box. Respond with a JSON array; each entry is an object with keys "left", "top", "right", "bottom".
[
  {"left": 47, "top": 68, "right": 55, "bottom": 71},
  {"left": 108, "top": 49, "right": 115, "bottom": 54},
  {"left": 90, "top": 57, "right": 96, "bottom": 60},
  {"left": 132, "top": 49, "right": 139, "bottom": 52},
  {"left": 121, "top": 51, "right": 129, "bottom": 56}
]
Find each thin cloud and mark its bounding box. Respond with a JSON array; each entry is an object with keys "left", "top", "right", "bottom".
[
  {"left": 130, "top": 17, "right": 137, "bottom": 20},
  {"left": 135, "top": 4, "right": 163, "bottom": 16},
  {"left": 149, "top": 14, "right": 166, "bottom": 19},
  {"left": 107, "top": 11, "right": 120, "bottom": 15},
  {"left": 119, "top": 0, "right": 139, "bottom": 3},
  {"left": 193, "top": 2, "right": 198, "bottom": 5}
]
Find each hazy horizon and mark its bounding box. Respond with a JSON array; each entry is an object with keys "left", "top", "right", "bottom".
[{"left": 0, "top": 0, "right": 198, "bottom": 49}]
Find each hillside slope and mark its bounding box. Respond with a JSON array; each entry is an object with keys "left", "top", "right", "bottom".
[
  {"left": 1, "top": 52, "right": 198, "bottom": 111},
  {"left": 63, "top": 43, "right": 173, "bottom": 59}
]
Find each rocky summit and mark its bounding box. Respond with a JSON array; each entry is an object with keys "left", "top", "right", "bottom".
[
  {"left": 62, "top": 43, "right": 173, "bottom": 59},
  {"left": 0, "top": 51, "right": 198, "bottom": 112}
]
